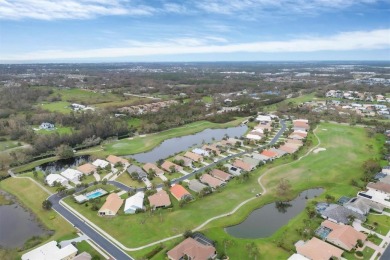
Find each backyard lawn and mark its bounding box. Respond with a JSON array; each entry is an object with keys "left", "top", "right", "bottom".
[
  {"left": 0, "top": 140, "right": 21, "bottom": 151},
  {"left": 363, "top": 214, "right": 390, "bottom": 236},
  {"left": 40, "top": 101, "right": 72, "bottom": 114}
]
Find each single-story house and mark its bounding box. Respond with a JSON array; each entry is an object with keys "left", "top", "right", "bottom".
[
  {"left": 377, "top": 174, "right": 390, "bottom": 184},
  {"left": 278, "top": 145, "right": 297, "bottom": 154},
  {"left": 256, "top": 115, "right": 272, "bottom": 122},
  {"left": 192, "top": 148, "right": 210, "bottom": 157},
  {"left": 45, "top": 174, "right": 69, "bottom": 187},
  {"left": 106, "top": 155, "right": 129, "bottom": 165},
  {"left": 242, "top": 156, "right": 261, "bottom": 168},
  {"left": 188, "top": 179, "right": 208, "bottom": 193},
  {"left": 21, "top": 241, "right": 77, "bottom": 260},
  {"left": 320, "top": 204, "right": 366, "bottom": 224},
  {"left": 167, "top": 237, "right": 217, "bottom": 260},
  {"left": 296, "top": 237, "right": 343, "bottom": 260},
  {"left": 60, "top": 169, "right": 83, "bottom": 184},
  {"left": 124, "top": 192, "right": 144, "bottom": 214},
  {"left": 127, "top": 165, "right": 148, "bottom": 180},
  {"left": 202, "top": 145, "right": 221, "bottom": 155},
  {"left": 161, "top": 161, "right": 183, "bottom": 173},
  {"left": 287, "top": 139, "right": 304, "bottom": 146},
  {"left": 289, "top": 133, "right": 305, "bottom": 140},
  {"left": 251, "top": 152, "right": 272, "bottom": 161},
  {"left": 77, "top": 163, "right": 97, "bottom": 175},
  {"left": 343, "top": 197, "right": 384, "bottom": 215},
  {"left": 287, "top": 254, "right": 310, "bottom": 260},
  {"left": 271, "top": 148, "right": 287, "bottom": 157},
  {"left": 320, "top": 220, "right": 367, "bottom": 251},
  {"left": 184, "top": 151, "right": 203, "bottom": 162},
  {"left": 210, "top": 169, "right": 232, "bottom": 182},
  {"left": 98, "top": 193, "right": 123, "bottom": 216},
  {"left": 246, "top": 131, "right": 263, "bottom": 141},
  {"left": 233, "top": 159, "right": 253, "bottom": 172},
  {"left": 92, "top": 159, "right": 110, "bottom": 168},
  {"left": 143, "top": 163, "right": 164, "bottom": 175},
  {"left": 261, "top": 149, "right": 279, "bottom": 159},
  {"left": 174, "top": 155, "right": 193, "bottom": 167},
  {"left": 148, "top": 190, "right": 171, "bottom": 209},
  {"left": 39, "top": 122, "right": 55, "bottom": 130},
  {"left": 367, "top": 182, "right": 390, "bottom": 195},
  {"left": 224, "top": 164, "right": 241, "bottom": 176},
  {"left": 200, "top": 174, "right": 225, "bottom": 189},
  {"left": 170, "top": 184, "right": 192, "bottom": 201},
  {"left": 382, "top": 166, "right": 390, "bottom": 175}
]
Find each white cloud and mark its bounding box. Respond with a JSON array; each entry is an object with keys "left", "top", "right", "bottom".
[
  {"left": 0, "top": 0, "right": 155, "bottom": 20},
  {"left": 2, "top": 29, "right": 389, "bottom": 61}
]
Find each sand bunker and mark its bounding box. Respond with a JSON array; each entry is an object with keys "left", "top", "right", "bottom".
[
  {"left": 322, "top": 129, "right": 328, "bottom": 131},
  {"left": 313, "top": 148, "right": 326, "bottom": 154}
]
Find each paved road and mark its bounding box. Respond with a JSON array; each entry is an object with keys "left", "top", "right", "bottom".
[{"left": 48, "top": 194, "right": 134, "bottom": 260}]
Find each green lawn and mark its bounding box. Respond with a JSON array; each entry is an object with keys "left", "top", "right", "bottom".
[
  {"left": 127, "top": 118, "right": 142, "bottom": 129},
  {"left": 94, "top": 97, "right": 150, "bottom": 108},
  {"left": 103, "top": 118, "right": 245, "bottom": 156},
  {"left": 0, "top": 140, "right": 21, "bottom": 151},
  {"left": 51, "top": 88, "right": 120, "bottom": 105},
  {"left": 264, "top": 92, "right": 320, "bottom": 112},
  {"left": 363, "top": 214, "right": 390, "bottom": 236},
  {"left": 40, "top": 101, "right": 72, "bottom": 114},
  {"left": 202, "top": 96, "right": 213, "bottom": 103}
]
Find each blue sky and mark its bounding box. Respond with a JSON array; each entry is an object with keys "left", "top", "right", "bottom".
[{"left": 0, "top": 0, "right": 389, "bottom": 62}]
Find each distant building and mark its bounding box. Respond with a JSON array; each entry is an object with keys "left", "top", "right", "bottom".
[{"left": 39, "top": 122, "right": 55, "bottom": 130}]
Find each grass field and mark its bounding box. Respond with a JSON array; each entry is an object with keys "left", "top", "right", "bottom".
[
  {"left": 0, "top": 178, "right": 76, "bottom": 259},
  {"left": 264, "top": 92, "right": 321, "bottom": 112},
  {"left": 50, "top": 88, "right": 120, "bottom": 105},
  {"left": 0, "top": 140, "right": 21, "bottom": 151},
  {"left": 40, "top": 101, "right": 72, "bottom": 114},
  {"left": 127, "top": 118, "right": 142, "bottom": 129},
  {"left": 104, "top": 118, "right": 245, "bottom": 156}
]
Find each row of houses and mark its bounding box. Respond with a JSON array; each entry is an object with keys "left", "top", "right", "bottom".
[
  {"left": 45, "top": 155, "right": 129, "bottom": 187},
  {"left": 118, "top": 100, "right": 178, "bottom": 115},
  {"left": 325, "top": 90, "right": 388, "bottom": 103}
]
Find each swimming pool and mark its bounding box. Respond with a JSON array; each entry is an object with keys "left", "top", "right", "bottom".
[{"left": 85, "top": 189, "right": 107, "bottom": 200}]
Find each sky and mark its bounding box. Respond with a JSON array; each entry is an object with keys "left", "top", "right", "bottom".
[{"left": 0, "top": 0, "right": 389, "bottom": 63}]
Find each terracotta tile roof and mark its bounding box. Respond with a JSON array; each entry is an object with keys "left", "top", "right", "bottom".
[
  {"left": 106, "top": 155, "right": 128, "bottom": 165},
  {"left": 278, "top": 145, "right": 297, "bottom": 154},
  {"left": 200, "top": 174, "right": 225, "bottom": 189},
  {"left": 161, "top": 161, "right": 183, "bottom": 173},
  {"left": 296, "top": 237, "right": 343, "bottom": 260},
  {"left": 143, "top": 163, "right": 164, "bottom": 175},
  {"left": 367, "top": 182, "right": 390, "bottom": 194},
  {"left": 170, "top": 184, "right": 191, "bottom": 201},
  {"left": 98, "top": 193, "right": 123, "bottom": 215},
  {"left": 210, "top": 169, "right": 232, "bottom": 181},
  {"left": 293, "top": 121, "right": 310, "bottom": 129},
  {"left": 233, "top": 159, "right": 253, "bottom": 171},
  {"left": 321, "top": 220, "right": 367, "bottom": 251},
  {"left": 287, "top": 139, "right": 303, "bottom": 145},
  {"left": 77, "top": 163, "right": 96, "bottom": 175},
  {"left": 167, "top": 237, "right": 216, "bottom": 260},
  {"left": 261, "top": 150, "right": 278, "bottom": 158},
  {"left": 174, "top": 155, "right": 192, "bottom": 165},
  {"left": 292, "top": 131, "right": 307, "bottom": 138},
  {"left": 184, "top": 151, "right": 203, "bottom": 162},
  {"left": 148, "top": 190, "right": 171, "bottom": 208},
  {"left": 202, "top": 145, "right": 221, "bottom": 154}
]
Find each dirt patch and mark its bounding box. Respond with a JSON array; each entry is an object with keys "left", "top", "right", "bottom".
[
  {"left": 322, "top": 129, "right": 327, "bottom": 131},
  {"left": 313, "top": 148, "right": 326, "bottom": 154}
]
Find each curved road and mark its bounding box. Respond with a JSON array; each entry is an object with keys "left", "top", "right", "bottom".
[{"left": 12, "top": 120, "right": 287, "bottom": 259}]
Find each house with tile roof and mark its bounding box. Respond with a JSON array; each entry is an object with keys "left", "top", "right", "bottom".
[
  {"left": 174, "top": 155, "right": 193, "bottom": 167},
  {"left": 320, "top": 204, "right": 366, "bottom": 224},
  {"left": 170, "top": 184, "right": 192, "bottom": 201},
  {"left": 320, "top": 220, "right": 367, "bottom": 251},
  {"left": 106, "top": 155, "right": 129, "bottom": 165},
  {"left": 343, "top": 197, "right": 384, "bottom": 215},
  {"left": 200, "top": 174, "right": 225, "bottom": 189},
  {"left": 148, "top": 190, "right": 171, "bottom": 209},
  {"left": 167, "top": 237, "right": 217, "bottom": 260},
  {"left": 77, "top": 163, "right": 97, "bottom": 175},
  {"left": 124, "top": 192, "right": 144, "bottom": 214},
  {"left": 184, "top": 151, "right": 203, "bottom": 162},
  {"left": 367, "top": 182, "right": 390, "bottom": 195},
  {"left": 98, "top": 193, "right": 123, "bottom": 216},
  {"left": 261, "top": 149, "right": 279, "bottom": 159},
  {"left": 210, "top": 169, "right": 232, "bottom": 182},
  {"left": 161, "top": 161, "right": 183, "bottom": 173},
  {"left": 233, "top": 159, "right": 253, "bottom": 172},
  {"left": 296, "top": 237, "right": 343, "bottom": 260},
  {"left": 143, "top": 163, "right": 164, "bottom": 176}
]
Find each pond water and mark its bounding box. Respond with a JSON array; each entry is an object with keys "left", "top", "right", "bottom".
[
  {"left": 35, "top": 155, "right": 91, "bottom": 174},
  {"left": 0, "top": 191, "right": 48, "bottom": 248},
  {"left": 129, "top": 125, "right": 248, "bottom": 163},
  {"left": 225, "top": 188, "right": 324, "bottom": 238}
]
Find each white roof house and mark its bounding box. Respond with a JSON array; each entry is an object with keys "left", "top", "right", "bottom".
[
  {"left": 124, "top": 192, "right": 144, "bottom": 214},
  {"left": 256, "top": 115, "right": 272, "bottom": 122},
  {"left": 21, "top": 241, "right": 77, "bottom": 260},
  {"left": 45, "top": 174, "right": 69, "bottom": 187},
  {"left": 192, "top": 148, "right": 210, "bottom": 157},
  {"left": 60, "top": 169, "right": 83, "bottom": 184},
  {"left": 92, "top": 159, "right": 110, "bottom": 168}
]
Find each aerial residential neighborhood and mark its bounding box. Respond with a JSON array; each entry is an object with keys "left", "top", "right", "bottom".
[{"left": 0, "top": 2, "right": 389, "bottom": 258}]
